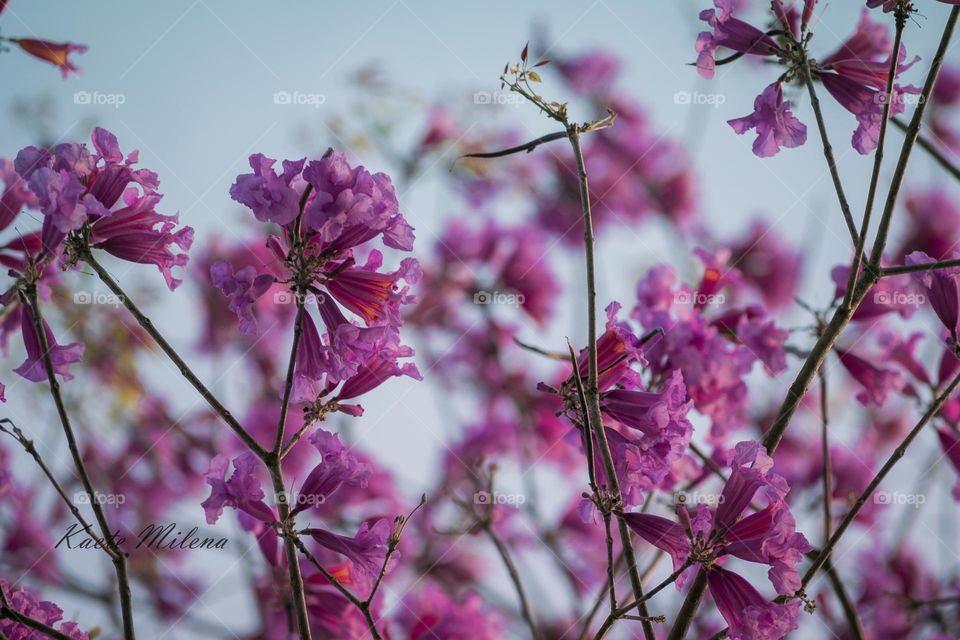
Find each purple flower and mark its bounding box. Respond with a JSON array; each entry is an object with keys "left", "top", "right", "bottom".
[
  {"left": 305, "top": 518, "right": 391, "bottom": 578},
  {"left": 818, "top": 10, "right": 920, "bottom": 154},
  {"left": 88, "top": 191, "right": 193, "bottom": 291},
  {"left": 0, "top": 579, "right": 90, "bottom": 640},
  {"left": 13, "top": 38, "right": 88, "bottom": 78},
  {"left": 707, "top": 566, "right": 801, "bottom": 640},
  {"left": 0, "top": 157, "right": 37, "bottom": 232},
  {"left": 621, "top": 512, "right": 691, "bottom": 576},
  {"left": 302, "top": 149, "right": 412, "bottom": 252},
  {"left": 13, "top": 303, "right": 84, "bottom": 383},
  {"left": 210, "top": 261, "right": 275, "bottom": 336},
  {"left": 835, "top": 347, "right": 904, "bottom": 406},
  {"left": 398, "top": 584, "right": 505, "bottom": 640},
  {"left": 291, "top": 429, "right": 371, "bottom": 515},
  {"left": 696, "top": 0, "right": 780, "bottom": 80},
  {"left": 200, "top": 452, "right": 275, "bottom": 525},
  {"left": 229, "top": 154, "right": 305, "bottom": 226},
  {"left": 728, "top": 82, "right": 807, "bottom": 157},
  {"left": 905, "top": 251, "right": 960, "bottom": 338},
  {"left": 937, "top": 428, "right": 960, "bottom": 500}
]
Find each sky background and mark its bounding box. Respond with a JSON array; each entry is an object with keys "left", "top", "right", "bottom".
[{"left": 2, "top": 1, "right": 960, "bottom": 638}]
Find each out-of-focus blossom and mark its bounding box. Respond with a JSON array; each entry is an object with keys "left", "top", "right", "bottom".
[{"left": 13, "top": 38, "right": 87, "bottom": 77}]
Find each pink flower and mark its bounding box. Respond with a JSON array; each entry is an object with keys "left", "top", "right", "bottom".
[
  {"left": 13, "top": 38, "right": 88, "bottom": 77},
  {"left": 291, "top": 430, "right": 372, "bottom": 515},
  {"left": 0, "top": 580, "right": 90, "bottom": 639},
  {"left": 13, "top": 303, "right": 84, "bottom": 383},
  {"left": 835, "top": 347, "right": 905, "bottom": 406},
  {"left": 696, "top": 0, "right": 780, "bottom": 80},
  {"left": 200, "top": 452, "right": 275, "bottom": 525},
  {"left": 905, "top": 250, "right": 960, "bottom": 339},
  {"left": 229, "top": 154, "right": 304, "bottom": 226},
  {"left": 818, "top": 10, "right": 920, "bottom": 154},
  {"left": 209, "top": 261, "right": 275, "bottom": 336},
  {"left": 707, "top": 566, "right": 801, "bottom": 640},
  {"left": 937, "top": 428, "right": 960, "bottom": 500},
  {"left": 728, "top": 82, "right": 807, "bottom": 157},
  {"left": 305, "top": 518, "right": 392, "bottom": 578},
  {"left": 88, "top": 191, "right": 193, "bottom": 291}
]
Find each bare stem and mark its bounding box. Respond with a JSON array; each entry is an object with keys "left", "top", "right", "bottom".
[
  {"left": 665, "top": 567, "right": 709, "bottom": 640},
  {"left": 21, "top": 287, "right": 136, "bottom": 639},
  {"left": 882, "top": 258, "right": 960, "bottom": 276},
  {"left": 891, "top": 116, "right": 960, "bottom": 182},
  {"left": 268, "top": 465, "right": 313, "bottom": 640},
  {"left": 842, "top": 12, "right": 903, "bottom": 308},
  {"left": 868, "top": 6, "right": 960, "bottom": 268},
  {"left": 83, "top": 251, "right": 267, "bottom": 459},
  {"left": 801, "top": 369, "right": 960, "bottom": 588},
  {"left": 483, "top": 522, "right": 542, "bottom": 640},
  {"left": 567, "top": 123, "right": 654, "bottom": 640},
  {"left": 800, "top": 52, "right": 858, "bottom": 246}
]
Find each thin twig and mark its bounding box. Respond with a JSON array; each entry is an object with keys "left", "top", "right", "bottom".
[
  {"left": 83, "top": 251, "right": 267, "bottom": 459},
  {"left": 891, "top": 116, "right": 960, "bottom": 182},
  {"left": 881, "top": 258, "right": 960, "bottom": 276},
  {"left": 868, "top": 6, "right": 960, "bottom": 268},
  {"left": 801, "top": 369, "right": 960, "bottom": 589},
  {"left": 842, "top": 11, "right": 904, "bottom": 308},
  {"left": 22, "top": 287, "right": 136, "bottom": 640},
  {"left": 483, "top": 521, "right": 542, "bottom": 640},
  {"left": 800, "top": 51, "right": 858, "bottom": 246}
]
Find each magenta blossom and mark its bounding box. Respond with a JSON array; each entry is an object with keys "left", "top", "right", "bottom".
[
  {"left": 696, "top": 0, "right": 781, "bottom": 80},
  {"left": 13, "top": 302, "right": 84, "bottom": 383},
  {"left": 905, "top": 251, "right": 960, "bottom": 339},
  {"left": 201, "top": 452, "right": 275, "bottom": 525},
  {"left": 937, "top": 428, "right": 960, "bottom": 500},
  {"left": 305, "top": 518, "right": 392, "bottom": 578},
  {"left": 624, "top": 441, "right": 810, "bottom": 599},
  {"left": 291, "top": 429, "right": 372, "bottom": 515},
  {"left": 728, "top": 82, "right": 807, "bottom": 157},
  {"left": 0, "top": 580, "right": 89, "bottom": 640}
]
